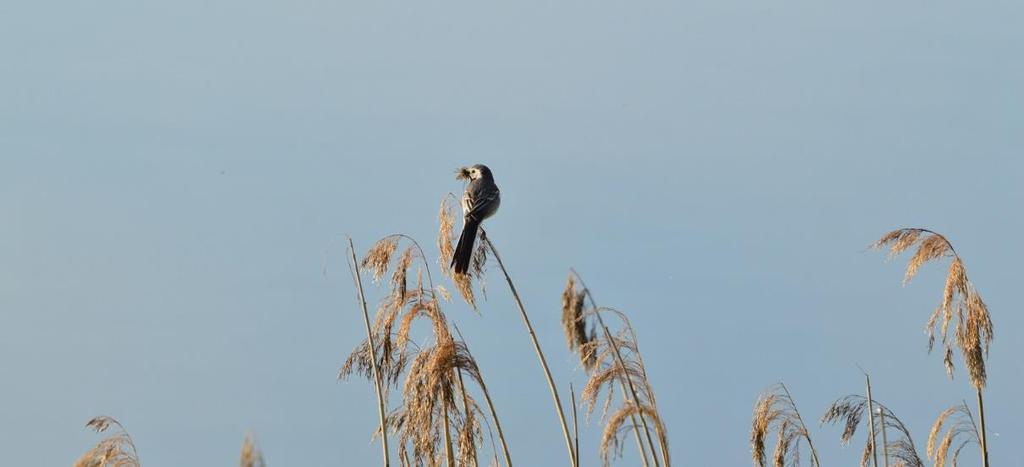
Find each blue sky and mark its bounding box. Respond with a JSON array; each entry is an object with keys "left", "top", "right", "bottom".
[{"left": 2, "top": 1, "right": 1022, "bottom": 465}]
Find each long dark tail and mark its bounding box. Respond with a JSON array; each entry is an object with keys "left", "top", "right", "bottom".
[{"left": 451, "top": 219, "right": 480, "bottom": 274}]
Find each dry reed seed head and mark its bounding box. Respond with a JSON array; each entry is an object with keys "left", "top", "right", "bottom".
[
  {"left": 876, "top": 229, "right": 995, "bottom": 389},
  {"left": 437, "top": 197, "right": 456, "bottom": 275},
  {"left": 362, "top": 237, "right": 399, "bottom": 282},
  {"left": 435, "top": 285, "right": 451, "bottom": 302},
  {"left": 391, "top": 246, "right": 415, "bottom": 303},
  {"left": 471, "top": 235, "right": 488, "bottom": 280},
  {"left": 873, "top": 228, "right": 920, "bottom": 257},
  {"left": 453, "top": 272, "right": 477, "bottom": 311},
  {"left": 598, "top": 402, "right": 669, "bottom": 467},
  {"left": 903, "top": 234, "right": 950, "bottom": 284},
  {"left": 820, "top": 395, "right": 866, "bottom": 445},
  {"left": 560, "top": 276, "right": 595, "bottom": 365},
  {"left": 751, "top": 385, "right": 817, "bottom": 467},
  {"left": 240, "top": 434, "right": 267, "bottom": 467},
  {"left": 75, "top": 417, "right": 140, "bottom": 467}
]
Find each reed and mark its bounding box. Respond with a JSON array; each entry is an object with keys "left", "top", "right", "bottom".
[
  {"left": 821, "top": 394, "right": 924, "bottom": 467},
  {"left": 341, "top": 234, "right": 509, "bottom": 466},
  {"left": 873, "top": 228, "right": 994, "bottom": 466},
  {"left": 240, "top": 434, "right": 267, "bottom": 467},
  {"left": 750, "top": 383, "right": 820, "bottom": 467},
  {"left": 74, "top": 416, "right": 140, "bottom": 467},
  {"left": 927, "top": 402, "right": 981, "bottom": 467},
  {"left": 562, "top": 270, "right": 669, "bottom": 467}
]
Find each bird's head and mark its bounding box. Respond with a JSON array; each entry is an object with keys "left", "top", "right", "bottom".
[{"left": 456, "top": 164, "right": 493, "bottom": 181}]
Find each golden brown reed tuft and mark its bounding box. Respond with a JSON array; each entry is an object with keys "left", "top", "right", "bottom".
[
  {"left": 362, "top": 237, "right": 400, "bottom": 283},
  {"left": 873, "top": 228, "right": 993, "bottom": 390},
  {"left": 239, "top": 434, "right": 266, "bottom": 467},
  {"left": 438, "top": 194, "right": 487, "bottom": 311},
  {"left": 564, "top": 271, "right": 669, "bottom": 467},
  {"left": 599, "top": 402, "right": 669, "bottom": 467},
  {"left": 926, "top": 403, "right": 980, "bottom": 467},
  {"left": 561, "top": 276, "right": 596, "bottom": 370},
  {"left": 74, "top": 416, "right": 140, "bottom": 467},
  {"left": 437, "top": 196, "right": 457, "bottom": 276},
  {"left": 343, "top": 233, "right": 509, "bottom": 466},
  {"left": 750, "top": 384, "right": 820, "bottom": 467},
  {"left": 820, "top": 395, "right": 923, "bottom": 467}
]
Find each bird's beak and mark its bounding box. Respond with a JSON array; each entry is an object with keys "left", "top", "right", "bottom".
[{"left": 456, "top": 167, "right": 471, "bottom": 180}]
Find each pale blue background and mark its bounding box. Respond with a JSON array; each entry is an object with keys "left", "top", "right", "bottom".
[{"left": 2, "top": 1, "right": 1022, "bottom": 465}]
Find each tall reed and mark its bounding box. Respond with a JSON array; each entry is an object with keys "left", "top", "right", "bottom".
[
  {"left": 750, "top": 383, "right": 820, "bottom": 467},
  {"left": 821, "top": 392, "right": 924, "bottom": 466},
  {"left": 347, "top": 237, "right": 391, "bottom": 466},
  {"left": 873, "top": 228, "right": 994, "bottom": 466},
  {"left": 562, "top": 270, "right": 669, "bottom": 467},
  {"left": 341, "top": 234, "right": 509, "bottom": 466},
  {"left": 927, "top": 402, "right": 981, "bottom": 467},
  {"left": 74, "top": 416, "right": 141, "bottom": 467}
]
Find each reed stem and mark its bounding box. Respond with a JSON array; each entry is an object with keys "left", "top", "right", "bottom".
[
  {"left": 482, "top": 233, "right": 577, "bottom": 467},
  {"left": 347, "top": 238, "right": 390, "bottom": 467},
  {"left": 976, "top": 388, "right": 989, "bottom": 467},
  {"left": 779, "top": 384, "right": 821, "bottom": 467},
  {"left": 864, "top": 374, "right": 879, "bottom": 467}
]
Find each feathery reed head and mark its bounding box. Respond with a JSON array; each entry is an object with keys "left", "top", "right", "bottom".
[
  {"left": 74, "top": 416, "right": 140, "bottom": 467},
  {"left": 437, "top": 196, "right": 457, "bottom": 276},
  {"left": 567, "top": 270, "right": 668, "bottom": 466},
  {"left": 599, "top": 402, "right": 669, "bottom": 467},
  {"left": 820, "top": 395, "right": 923, "bottom": 467},
  {"left": 561, "top": 275, "right": 597, "bottom": 370},
  {"left": 873, "top": 228, "right": 994, "bottom": 389},
  {"left": 240, "top": 433, "right": 266, "bottom": 467},
  {"left": 362, "top": 237, "right": 400, "bottom": 283},
  {"left": 927, "top": 403, "right": 979, "bottom": 467},
  {"left": 750, "top": 384, "right": 818, "bottom": 467}
]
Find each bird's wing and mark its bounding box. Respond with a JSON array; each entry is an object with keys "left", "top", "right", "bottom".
[{"left": 464, "top": 183, "right": 499, "bottom": 221}]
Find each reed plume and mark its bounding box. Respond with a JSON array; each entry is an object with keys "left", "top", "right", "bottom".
[
  {"left": 873, "top": 228, "right": 993, "bottom": 466},
  {"left": 239, "top": 434, "right": 267, "bottom": 467},
  {"left": 342, "top": 234, "right": 510, "bottom": 466},
  {"left": 74, "top": 416, "right": 140, "bottom": 467},
  {"left": 750, "top": 384, "right": 821, "bottom": 467},
  {"left": 438, "top": 195, "right": 488, "bottom": 311},
  {"left": 563, "top": 271, "right": 669, "bottom": 467},
  {"left": 926, "top": 403, "right": 980, "bottom": 467},
  {"left": 820, "top": 395, "right": 923, "bottom": 467},
  {"left": 872, "top": 229, "right": 993, "bottom": 387}
]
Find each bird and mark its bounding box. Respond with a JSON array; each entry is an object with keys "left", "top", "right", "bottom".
[{"left": 451, "top": 164, "right": 501, "bottom": 275}]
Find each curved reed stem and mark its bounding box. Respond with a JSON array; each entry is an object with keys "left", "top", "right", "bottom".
[
  {"left": 347, "top": 237, "right": 390, "bottom": 467},
  {"left": 779, "top": 384, "right": 821, "bottom": 467},
  {"left": 482, "top": 232, "right": 577, "bottom": 467},
  {"left": 453, "top": 324, "right": 513, "bottom": 467}
]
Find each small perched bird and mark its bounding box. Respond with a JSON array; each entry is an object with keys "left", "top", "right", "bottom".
[{"left": 451, "top": 164, "right": 501, "bottom": 274}]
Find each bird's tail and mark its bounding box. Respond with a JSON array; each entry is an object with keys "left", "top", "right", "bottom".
[{"left": 451, "top": 219, "right": 480, "bottom": 274}]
